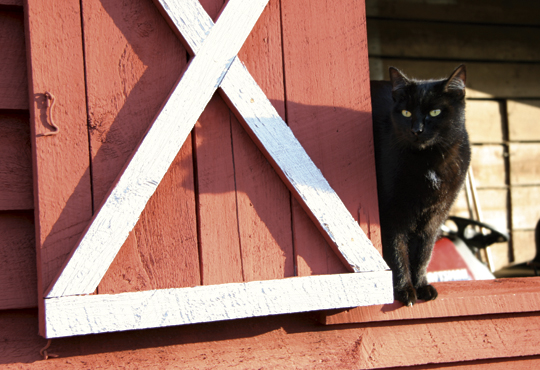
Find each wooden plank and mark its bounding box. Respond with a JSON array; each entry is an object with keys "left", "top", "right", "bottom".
[
  {"left": 510, "top": 143, "right": 540, "bottom": 186},
  {"left": 0, "top": 211, "right": 37, "bottom": 310},
  {"left": 194, "top": 95, "right": 244, "bottom": 285},
  {"left": 0, "top": 10, "right": 28, "bottom": 109},
  {"left": 3, "top": 306, "right": 540, "bottom": 368},
  {"left": 508, "top": 100, "right": 540, "bottom": 142},
  {"left": 195, "top": 0, "right": 243, "bottom": 287},
  {"left": 465, "top": 100, "right": 504, "bottom": 144},
  {"left": 369, "top": 59, "right": 540, "bottom": 99},
  {"left": 44, "top": 271, "right": 393, "bottom": 338},
  {"left": 45, "top": 0, "right": 271, "bottom": 298},
  {"left": 280, "top": 0, "right": 382, "bottom": 275},
  {"left": 24, "top": 0, "right": 93, "bottom": 314},
  {"left": 470, "top": 145, "right": 506, "bottom": 188},
  {"left": 366, "top": 0, "right": 540, "bottom": 26},
  {"left": 511, "top": 186, "right": 540, "bottom": 230},
  {"left": 321, "top": 277, "right": 540, "bottom": 325},
  {"left": 0, "top": 113, "right": 33, "bottom": 210},
  {"left": 233, "top": 0, "right": 294, "bottom": 282},
  {"left": 368, "top": 19, "right": 540, "bottom": 62},
  {"left": 79, "top": 0, "right": 199, "bottom": 294}
]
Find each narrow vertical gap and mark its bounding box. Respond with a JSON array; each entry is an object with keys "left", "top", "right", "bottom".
[
  {"left": 500, "top": 98, "right": 515, "bottom": 263},
  {"left": 278, "top": 0, "right": 297, "bottom": 276},
  {"left": 229, "top": 110, "right": 246, "bottom": 282},
  {"left": 192, "top": 124, "right": 204, "bottom": 286},
  {"left": 78, "top": 0, "right": 94, "bottom": 216}
]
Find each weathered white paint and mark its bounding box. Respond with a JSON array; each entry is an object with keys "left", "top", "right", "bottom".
[
  {"left": 46, "top": 4, "right": 390, "bottom": 339},
  {"left": 44, "top": 271, "right": 393, "bottom": 338},
  {"left": 46, "top": 0, "right": 270, "bottom": 298},
  {"left": 159, "top": 0, "right": 389, "bottom": 273}
]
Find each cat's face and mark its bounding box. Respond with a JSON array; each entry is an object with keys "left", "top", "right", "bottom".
[{"left": 389, "top": 66, "right": 466, "bottom": 150}]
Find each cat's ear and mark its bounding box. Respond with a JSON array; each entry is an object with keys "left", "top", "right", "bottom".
[
  {"left": 389, "top": 67, "right": 409, "bottom": 92},
  {"left": 444, "top": 65, "right": 466, "bottom": 96}
]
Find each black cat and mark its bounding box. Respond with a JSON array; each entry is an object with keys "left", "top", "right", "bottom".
[{"left": 371, "top": 65, "right": 471, "bottom": 306}]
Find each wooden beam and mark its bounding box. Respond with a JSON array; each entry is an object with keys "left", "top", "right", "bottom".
[
  {"left": 321, "top": 278, "right": 540, "bottom": 325},
  {"left": 44, "top": 271, "right": 393, "bottom": 338}
]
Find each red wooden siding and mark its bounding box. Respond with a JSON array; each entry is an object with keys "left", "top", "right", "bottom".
[
  {"left": 0, "top": 6, "right": 35, "bottom": 310},
  {"left": 25, "top": 0, "right": 93, "bottom": 335},
  {"left": 29, "top": 0, "right": 380, "bottom": 297},
  {"left": 1, "top": 0, "right": 539, "bottom": 368}
]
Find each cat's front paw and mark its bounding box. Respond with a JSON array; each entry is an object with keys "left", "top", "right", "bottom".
[
  {"left": 416, "top": 284, "right": 438, "bottom": 301},
  {"left": 395, "top": 285, "right": 417, "bottom": 307}
]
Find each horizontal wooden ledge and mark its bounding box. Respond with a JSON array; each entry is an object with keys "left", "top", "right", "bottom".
[
  {"left": 44, "top": 271, "right": 393, "bottom": 338},
  {"left": 320, "top": 277, "right": 540, "bottom": 325}
]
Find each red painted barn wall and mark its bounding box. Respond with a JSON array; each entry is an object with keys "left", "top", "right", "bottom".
[{"left": 0, "top": 0, "right": 539, "bottom": 368}]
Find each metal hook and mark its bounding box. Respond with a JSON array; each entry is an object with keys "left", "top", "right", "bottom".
[
  {"left": 39, "top": 339, "right": 59, "bottom": 360},
  {"left": 38, "top": 92, "right": 60, "bottom": 137}
]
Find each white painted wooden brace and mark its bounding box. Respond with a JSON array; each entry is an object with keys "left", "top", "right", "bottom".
[
  {"left": 158, "top": 0, "right": 389, "bottom": 273},
  {"left": 44, "top": 271, "right": 393, "bottom": 338},
  {"left": 42, "top": 1, "right": 393, "bottom": 339},
  {"left": 46, "top": 0, "right": 388, "bottom": 300},
  {"left": 46, "top": 0, "right": 270, "bottom": 298}
]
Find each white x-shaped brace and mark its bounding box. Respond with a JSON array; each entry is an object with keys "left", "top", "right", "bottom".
[{"left": 45, "top": 0, "right": 388, "bottom": 299}]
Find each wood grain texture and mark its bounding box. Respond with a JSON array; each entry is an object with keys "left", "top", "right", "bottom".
[
  {"left": 508, "top": 100, "right": 540, "bottom": 141},
  {"left": 44, "top": 271, "right": 393, "bottom": 338},
  {"left": 0, "top": 211, "right": 36, "bottom": 309},
  {"left": 369, "top": 59, "right": 540, "bottom": 98},
  {"left": 25, "top": 0, "right": 93, "bottom": 306},
  {"left": 0, "top": 10, "right": 28, "bottom": 110},
  {"left": 281, "top": 0, "right": 382, "bottom": 275},
  {"left": 366, "top": 0, "right": 540, "bottom": 26},
  {"left": 46, "top": 0, "right": 270, "bottom": 298},
  {"left": 2, "top": 309, "right": 540, "bottom": 368},
  {"left": 79, "top": 0, "right": 199, "bottom": 294},
  {"left": 0, "top": 113, "right": 33, "bottom": 210},
  {"left": 368, "top": 19, "right": 540, "bottom": 62},
  {"left": 321, "top": 278, "right": 540, "bottom": 325},
  {"left": 233, "top": 0, "right": 294, "bottom": 282}
]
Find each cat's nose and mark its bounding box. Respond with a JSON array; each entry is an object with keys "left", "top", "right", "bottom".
[{"left": 411, "top": 122, "right": 424, "bottom": 135}]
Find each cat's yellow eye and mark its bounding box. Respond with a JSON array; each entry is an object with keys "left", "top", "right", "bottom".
[
  {"left": 402, "top": 110, "right": 412, "bottom": 117},
  {"left": 430, "top": 109, "right": 441, "bottom": 117}
]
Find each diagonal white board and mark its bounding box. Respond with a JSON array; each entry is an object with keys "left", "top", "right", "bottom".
[
  {"left": 156, "top": 0, "right": 388, "bottom": 274},
  {"left": 46, "top": 0, "right": 388, "bottom": 299}
]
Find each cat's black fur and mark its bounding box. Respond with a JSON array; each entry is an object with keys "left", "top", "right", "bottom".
[{"left": 371, "top": 65, "right": 471, "bottom": 306}]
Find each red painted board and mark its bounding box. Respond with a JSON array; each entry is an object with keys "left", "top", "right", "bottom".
[
  {"left": 0, "top": 9, "right": 28, "bottom": 110},
  {"left": 280, "top": 0, "right": 381, "bottom": 276},
  {"left": 0, "top": 113, "right": 33, "bottom": 210},
  {"left": 232, "top": 0, "right": 294, "bottom": 281},
  {"left": 1, "top": 309, "right": 540, "bottom": 368},
  {"left": 0, "top": 211, "right": 36, "bottom": 310},
  {"left": 24, "top": 0, "right": 93, "bottom": 337},
  {"left": 196, "top": 0, "right": 293, "bottom": 284},
  {"left": 321, "top": 277, "right": 540, "bottom": 325},
  {"left": 78, "top": 0, "right": 200, "bottom": 293}
]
